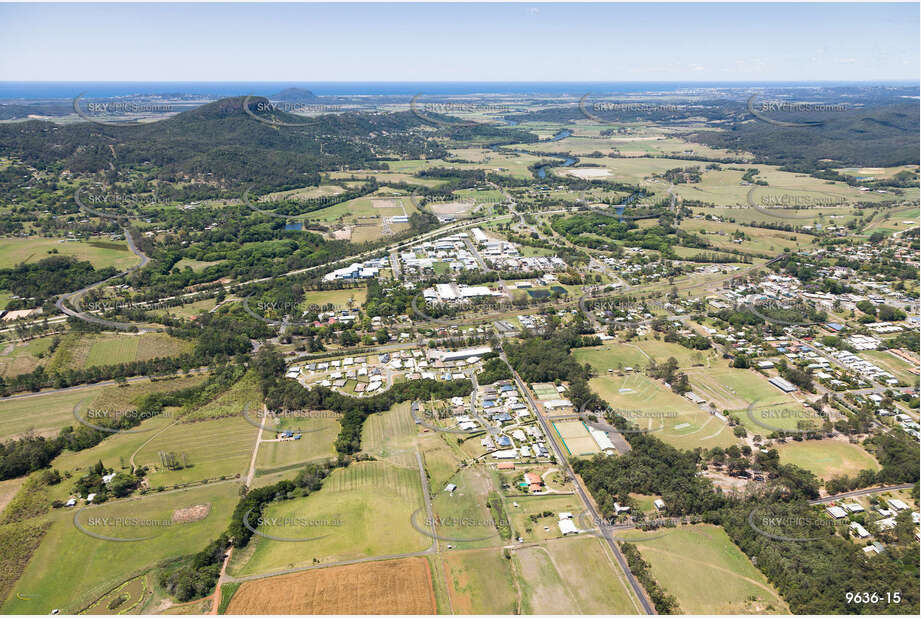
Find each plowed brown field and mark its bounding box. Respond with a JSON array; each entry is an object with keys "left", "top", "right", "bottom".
[{"left": 225, "top": 556, "right": 436, "bottom": 614}]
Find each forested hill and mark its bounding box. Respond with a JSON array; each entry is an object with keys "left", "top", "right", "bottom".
[
  {"left": 0, "top": 96, "right": 446, "bottom": 191},
  {"left": 686, "top": 100, "right": 920, "bottom": 170}
]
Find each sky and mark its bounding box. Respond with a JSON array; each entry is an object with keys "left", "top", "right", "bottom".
[{"left": 0, "top": 2, "right": 918, "bottom": 82}]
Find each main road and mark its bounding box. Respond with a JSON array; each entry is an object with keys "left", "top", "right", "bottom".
[{"left": 496, "top": 341, "right": 656, "bottom": 615}]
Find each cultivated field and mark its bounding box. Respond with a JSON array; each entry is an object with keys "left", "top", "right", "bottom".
[{"left": 225, "top": 557, "right": 436, "bottom": 614}]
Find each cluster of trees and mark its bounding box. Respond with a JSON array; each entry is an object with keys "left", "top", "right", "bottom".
[
  {"left": 73, "top": 460, "right": 141, "bottom": 501},
  {"left": 0, "top": 255, "right": 118, "bottom": 302},
  {"left": 620, "top": 543, "right": 680, "bottom": 614},
  {"left": 476, "top": 357, "right": 512, "bottom": 385}
]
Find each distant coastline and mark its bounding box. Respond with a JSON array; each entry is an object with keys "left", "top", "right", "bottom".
[{"left": 1, "top": 80, "right": 918, "bottom": 100}]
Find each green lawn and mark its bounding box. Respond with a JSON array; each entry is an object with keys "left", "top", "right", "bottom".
[
  {"left": 776, "top": 439, "right": 880, "bottom": 481},
  {"left": 0, "top": 237, "right": 139, "bottom": 270}
]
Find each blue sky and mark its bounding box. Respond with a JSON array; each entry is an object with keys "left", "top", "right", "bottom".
[{"left": 0, "top": 2, "right": 918, "bottom": 81}]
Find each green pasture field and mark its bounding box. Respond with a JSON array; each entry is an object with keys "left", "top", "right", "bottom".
[
  {"left": 430, "top": 466, "right": 499, "bottom": 549},
  {"left": 360, "top": 401, "right": 418, "bottom": 460},
  {"left": 0, "top": 237, "right": 138, "bottom": 271},
  {"left": 514, "top": 536, "right": 640, "bottom": 614},
  {"left": 861, "top": 350, "right": 919, "bottom": 385},
  {"left": 182, "top": 371, "right": 262, "bottom": 422},
  {"left": 0, "top": 374, "right": 203, "bottom": 441},
  {"left": 629, "top": 524, "right": 788, "bottom": 614},
  {"left": 134, "top": 415, "right": 258, "bottom": 486},
  {"left": 230, "top": 460, "right": 428, "bottom": 576},
  {"left": 589, "top": 375, "right": 737, "bottom": 450},
  {"left": 420, "top": 431, "right": 463, "bottom": 494},
  {"left": 682, "top": 219, "right": 813, "bottom": 254},
  {"left": 254, "top": 417, "right": 339, "bottom": 475},
  {"left": 300, "top": 286, "right": 367, "bottom": 311},
  {"left": 172, "top": 257, "right": 225, "bottom": 272},
  {"left": 437, "top": 547, "right": 518, "bottom": 614},
  {"left": 776, "top": 439, "right": 880, "bottom": 481},
  {"left": 1, "top": 482, "right": 239, "bottom": 615},
  {"left": 261, "top": 184, "right": 346, "bottom": 201}
]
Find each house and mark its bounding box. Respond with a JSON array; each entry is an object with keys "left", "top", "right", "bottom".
[
  {"left": 850, "top": 522, "right": 870, "bottom": 538},
  {"left": 65, "top": 498, "right": 76, "bottom": 507},
  {"left": 843, "top": 503, "right": 865, "bottom": 513},
  {"left": 558, "top": 512, "right": 578, "bottom": 535},
  {"left": 86, "top": 493, "right": 96, "bottom": 503},
  {"left": 875, "top": 517, "right": 896, "bottom": 531},
  {"left": 613, "top": 502, "right": 631, "bottom": 514},
  {"left": 492, "top": 449, "right": 518, "bottom": 459},
  {"left": 826, "top": 506, "right": 847, "bottom": 519},
  {"left": 653, "top": 499, "right": 666, "bottom": 511},
  {"left": 888, "top": 499, "right": 908, "bottom": 511},
  {"left": 497, "top": 462, "right": 515, "bottom": 470},
  {"left": 102, "top": 472, "right": 117, "bottom": 485},
  {"left": 444, "top": 483, "right": 457, "bottom": 493},
  {"left": 524, "top": 472, "right": 543, "bottom": 486}
]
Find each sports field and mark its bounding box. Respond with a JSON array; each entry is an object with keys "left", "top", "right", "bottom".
[
  {"left": 629, "top": 524, "right": 788, "bottom": 614},
  {"left": 552, "top": 420, "right": 601, "bottom": 456},
  {"left": 228, "top": 556, "right": 436, "bottom": 614},
  {"left": 589, "top": 375, "right": 737, "bottom": 450},
  {"left": 776, "top": 439, "right": 880, "bottom": 480}
]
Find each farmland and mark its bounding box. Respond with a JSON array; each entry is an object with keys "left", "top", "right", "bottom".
[{"left": 225, "top": 557, "right": 436, "bottom": 614}]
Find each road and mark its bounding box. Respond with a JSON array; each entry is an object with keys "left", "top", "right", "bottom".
[{"left": 497, "top": 342, "right": 655, "bottom": 615}]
